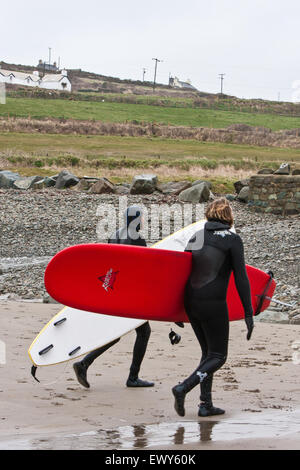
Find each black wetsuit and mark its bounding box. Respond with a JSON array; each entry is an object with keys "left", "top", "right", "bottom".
[
  {"left": 181, "top": 219, "right": 253, "bottom": 406},
  {"left": 80, "top": 207, "right": 151, "bottom": 381}
]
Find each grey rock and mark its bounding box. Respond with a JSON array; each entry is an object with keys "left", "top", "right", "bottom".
[
  {"left": 208, "top": 190, "right": 215, "bottom": 201},
  {"left": 115, "top": 185, "right": 130, "bottom": 195},
  {"left": 0, "top": 170, "right": 20, "bottom": 188},
  {"left": 237, "top": 186, "right": 250, "bottom": 203},
  {"left": 192, "top": 180, "right": 212, "bottom": 190},
  {"left": 290, "top": 314, "right": 300, "bottom": 325},
  {"left": 32, "top": 177, "right": 56, "bottom": 190},
  {"left": 89, "top": 178, "right": 115, "bottom": 194},
  {"left": 157, "top": 181, "right": 191, "bottom": 195},
  {"left": 44, "top": 176, "right": 57, "bottom": 187},
  {"left": 75, "top": 178, "right": 100, "bottom": 191},
  {"left": 130, "top": 174, "right": 158, "bottom": 195},
  {"left": 255, "top": 309, "right": 289, "bottom": 324},
  {"left": 43, "top": 294, "right": 60, "bottom": 304},
  {"left": 292, "top": 169, "right": 300, "bottom": 175},
  {"left": 257, "top": 168, "right": 274, "bottom": 175},
  {"left": 55, "top": 170, "right": 79, "bottom": 189},
  {"left": 226, "top": 194, "right": 236, "bottom": 201},
  {"left": 274, "top": 163, "right": 290, "bottom": 175},
  {"left": 32, "top": 180, "right": 46, "bottom": 190},
  {"left": 13, "top": 175, "right": 44, "bottom": 190},
  {"left": 234, "top": 179, "right": 250, "bottom": 194},
  {"left": 288, "top": 307, "right": 300, "bottom": 319},
  {"left": 178, "top": 182, "right": 210, "bottom": 203}
]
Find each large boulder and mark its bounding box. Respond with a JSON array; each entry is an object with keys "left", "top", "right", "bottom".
[
  {"left": 74, "top": 177, "right": 100, "bottom": 191},
  {"left": 178, "top": 182, "right": 210, "bottom": 203},
  {"left": 274, "top": 163, "right": 290, "bottom": 175},
  {"left": 234, "top": 179, "right": 250, "bottom": 194},
  {"left": 192, "top": 180, "right": 212, "bottom": 190},
  {"left": 32, "top": 176, "right": 57, "bottom": 190},
  {"left": 55, "top": 170, "right": 79, "bottom": 189},
  {"left": 237, "top": 186, "right": 250, "bottom": 203},
  {"left": 115, "top": 184, "right": 130, "bottom": 195},
  {"left": 13, "top": 175, "right": 44, "bottom": 190},
  {"left": 130, "top": 174, "right": 158, "bottom": 194},
  {"left": 0, "top": 170, "right": 20, "bottom": 188},
  {"left": 157, "top": 181, "right": 191, "bottom": 195},
  {"left": 89, "top": 178, "right": 115, "bottom": 194}
]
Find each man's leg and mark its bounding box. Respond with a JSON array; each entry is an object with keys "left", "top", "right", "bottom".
[
  {"left": 195, "top": 301, "right": 229, "bottom": 416},
  {"left": 73, "top": 338, "right": 120, "bottom": 388},
  {"left": 172, "top": 310, "right": 208, "bottom": 416},
  {"left": 127, "top": 322, "right": 154, "bottom": 387}
]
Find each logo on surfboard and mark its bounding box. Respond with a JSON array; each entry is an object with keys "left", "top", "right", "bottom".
[{"left": 98, "top": 268, "right": 119, "bottom": 292}]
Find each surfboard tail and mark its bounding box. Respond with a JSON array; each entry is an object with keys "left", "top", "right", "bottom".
[{"left": 254, "top": 270, "right": 276, "bottom": 316}]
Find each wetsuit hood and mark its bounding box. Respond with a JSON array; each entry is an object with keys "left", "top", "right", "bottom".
[
  {"left": 124, "top": 205, "right": 143, "bottom": 230},
  {"left": 205, "top": 219, "right": 231, "bottom": 231}
]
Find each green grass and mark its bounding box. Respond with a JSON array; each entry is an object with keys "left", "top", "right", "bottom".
[
  {"left": 3, "top": 97, "right": 300, "bottom": 130},
  {"left": 2, "top": 132, "right": 300, "bottom": 162},
  {"left": 3, "top": 132, "right": 299, "bottom": 194}
]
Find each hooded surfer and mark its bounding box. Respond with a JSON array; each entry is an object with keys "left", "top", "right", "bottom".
[
  {"left": 172, "top": 198, "right": 254, "bottom": 417},
  {"left": 73, "top": 205, "right": 154, "bottom": 388}
]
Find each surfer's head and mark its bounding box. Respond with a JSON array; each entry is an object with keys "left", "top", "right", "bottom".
[
  {"left": 205, "top": 198, "right": 234, "bottom": 227},
  {"left": 125, "top": 205, "right": 143, "bottom": 232}
]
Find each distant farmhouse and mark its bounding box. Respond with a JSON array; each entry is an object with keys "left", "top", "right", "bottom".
[
  {"left": 169, "top": 76, "right": 197, "bottom": 91},
  {"left": 37, "top": 59, "right": 59, "bottom": 73},
  {"left": 0, "top": 66, "right": 71, "bottom": 92}
]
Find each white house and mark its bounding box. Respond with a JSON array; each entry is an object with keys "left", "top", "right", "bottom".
[
  {"left": 169, "top": 76, "right": 197, "bottom": 91},
  {"left": 0, "top": 68, "right": 71, "bottom": 91},
  {"left": 40, "top": 70, "right": 71, "bottom": 91}
]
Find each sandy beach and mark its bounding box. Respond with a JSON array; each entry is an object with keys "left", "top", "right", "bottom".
[{"left": 0, "top": 300, "right": 299, "bottom": 450}]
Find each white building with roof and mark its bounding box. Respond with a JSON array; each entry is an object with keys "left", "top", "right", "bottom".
[
  {"left": 0, "top": 68, "right": 71, "bottom": 91},
  {"left": 169, "top": 76, "right": 197, "bottom": 91}
]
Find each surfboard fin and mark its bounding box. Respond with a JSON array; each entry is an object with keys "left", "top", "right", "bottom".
[
  {"left": 39, "top": 344, "right": 54, "bottom": 355},
  {"left": 53, "top": 317, "right": 67, "bottom": 326},
  {"left": 69, "top": 346, "right": 81, "bottom": 356},
  {"left": 31, "top": 365, "right": 40, "bottom": 383}
]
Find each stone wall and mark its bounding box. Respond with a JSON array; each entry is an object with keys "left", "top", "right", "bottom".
[{"left": 248, "top": 175, "right": 300, "bottom": 215}]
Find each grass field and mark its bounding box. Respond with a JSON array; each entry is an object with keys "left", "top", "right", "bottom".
[
  {"left": 2, "top": 97, "right": 300, "bottom": 131},
  {"left": 2, "top": 132, "right": 300, "bottom": 162},
  {"left": 1, "top": 132, "right": 300, "bottom": 192}
]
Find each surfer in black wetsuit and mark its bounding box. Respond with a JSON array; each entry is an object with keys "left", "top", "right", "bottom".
[
  {"left": 73, "top": 205, "right": 154, "bottom": 389},
  {"left": 172, "top": 198, "right": 254, "bottom": 417}
]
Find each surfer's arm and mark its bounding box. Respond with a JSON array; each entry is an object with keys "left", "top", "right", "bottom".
[{"left": 230, "top": 235, "right": 253, "bottom": 318}]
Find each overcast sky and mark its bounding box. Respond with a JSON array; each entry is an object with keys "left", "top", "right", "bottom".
[{"left": 1, "top": 0, "right": 300, "bottom": 101}]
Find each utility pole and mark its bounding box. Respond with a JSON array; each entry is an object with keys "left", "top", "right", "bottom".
[
  {"left": 219, "top": 73, "right": 225, "bottom": 95},
  {"left": 48, "top": 47, "right": 52, "bottom": 66},
  {"left": 152, "top": 58, "right": 162, "bottom": 91},
  {"left": 142, "top": 68, "right": 146, "bottom": 82}
]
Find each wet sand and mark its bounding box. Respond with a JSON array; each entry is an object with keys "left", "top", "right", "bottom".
[{"left": 0, "top": 300, "right": 300, "bottom": 450}]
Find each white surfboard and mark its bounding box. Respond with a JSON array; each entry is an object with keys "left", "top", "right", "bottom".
[{"left": 28, "top": 219, "right": 212, "bottom": 367}]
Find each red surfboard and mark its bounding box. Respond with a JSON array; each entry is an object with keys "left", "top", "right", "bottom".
[{"left": 44, "top": 244, "right": 276, "bottom": 322}]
